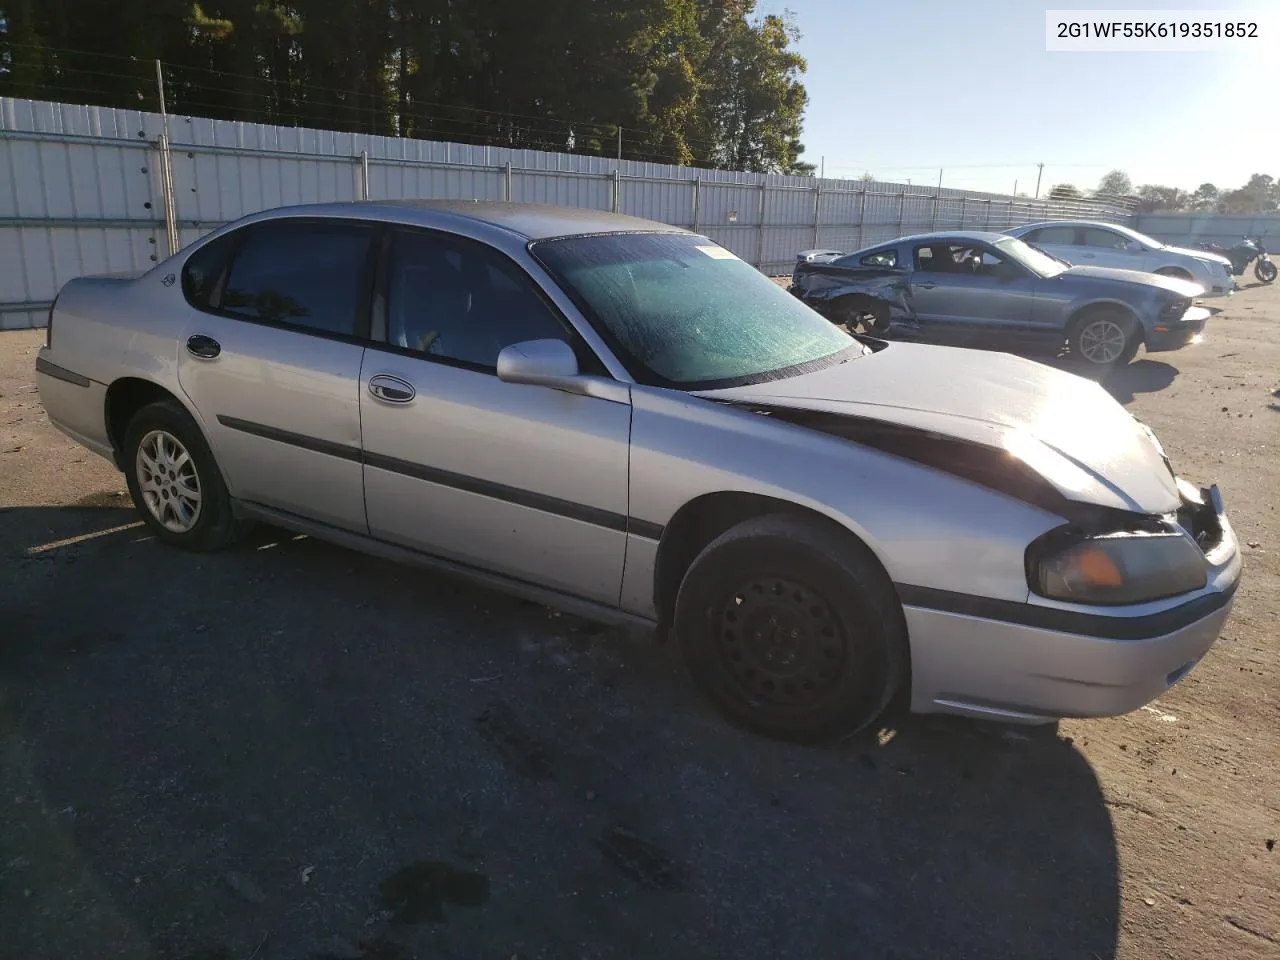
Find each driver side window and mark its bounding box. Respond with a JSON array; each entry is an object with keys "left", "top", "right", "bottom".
[{"left": 386, "top": 229, "right": 570, "bottom": 369}]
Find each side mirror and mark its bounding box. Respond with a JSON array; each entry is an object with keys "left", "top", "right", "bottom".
[
  {"left": 497, "top": 338, "right": 631, "bottom": 403},
  {"left": 497, "top": 339, "right": 580, "bottom": 390}
]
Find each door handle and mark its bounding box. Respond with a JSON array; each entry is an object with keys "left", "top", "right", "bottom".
[
  {"left": 186, "top": 334, "right": 221, "bottom": 359},
  {"left": 917, "top": 282, "right": 936, "bottom": 289},
  {"left": 368, "top": 374, "right": 415, "bottom": 404}
]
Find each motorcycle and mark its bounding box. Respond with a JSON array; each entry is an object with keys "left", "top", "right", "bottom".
[{"left": 1199, "top": 235, "right": 1276, "bottom": 284}]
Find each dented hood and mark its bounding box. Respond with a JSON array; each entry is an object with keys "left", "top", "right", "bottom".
[{"left": 698, "top": 342, "right": 1181, "bottom": 515}]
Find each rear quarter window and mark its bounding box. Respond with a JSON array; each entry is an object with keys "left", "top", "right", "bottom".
[{"left": 181, "top": 233, "right": 237, "bottom": 309}]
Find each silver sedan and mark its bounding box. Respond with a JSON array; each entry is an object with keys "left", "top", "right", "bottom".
[{"left": 36, "top": 201, "right": 1240, "bottom": 742}]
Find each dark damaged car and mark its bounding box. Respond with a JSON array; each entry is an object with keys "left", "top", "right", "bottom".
[{"left": 790, "top": 231, "right": 1210, "bottom": 370}]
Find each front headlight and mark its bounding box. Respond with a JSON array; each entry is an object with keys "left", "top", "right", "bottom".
[{"left": 1031, "top": 531, "right": 1207, "bottom": 605}]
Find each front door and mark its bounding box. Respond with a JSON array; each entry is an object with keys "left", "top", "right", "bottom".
[
  {"left": 175, "top": 218, "right": 377, "bottom": 532},
  {"left": 359, "top": 226, "right": 632, "bottom": 605},
  {"left": 908, "top": 241, "right": 1039, "bottom": 349}
]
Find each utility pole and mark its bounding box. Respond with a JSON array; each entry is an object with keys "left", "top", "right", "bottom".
[
  {"left": 936, "top": 168, "right": 943, "bottom": 191},
  {"left": 1013, "top": 178, "right": 1018, "bottom": 196},
  {"left": 820, "top": 155, "right": 824, "bottom": 179},
  {"left": 1034, "top": 162, "right": 1044, "bottom": 199}
]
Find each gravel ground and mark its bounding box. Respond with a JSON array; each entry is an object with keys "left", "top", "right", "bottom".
[{"left": 1, "top": 282, "right": 1277, "bottom": 960}]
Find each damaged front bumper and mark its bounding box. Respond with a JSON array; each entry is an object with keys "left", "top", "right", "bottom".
[
  {"left": 1146, "top": 305, "right": 1211, "bottom": 353},
  {"left": 902, "top": 486, "right": 1240, "bottom": 723}
]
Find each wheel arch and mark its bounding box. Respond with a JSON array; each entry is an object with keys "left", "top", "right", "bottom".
[
  {"left": 651, "top": 491, "right": 897, "bottom": 633},
  {"left": 104, "top": 378, "right": 193, "bottom": 469}
]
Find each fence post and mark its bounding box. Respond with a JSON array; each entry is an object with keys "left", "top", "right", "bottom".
[
  {"left": 857, "top": 187, "right": 867, "bottom": 249},
  {"left": 612, "top": 169, "right": 620, "bottom": 213},
  {"left": 692, "top": 174, "right": 701, "bottom": 233},
  {"left": 930, "top": 191, "right": 939, "bottom": 231},
  {"left": 155, "top": 133, "right": 179, "bottom": 258},
  {"left": 504, "top": 161, "right": 512, "bottom": 202},
  {"left": 812, "top": 178, "right": 822, "bottom": 249},
  {"left": 896, "top": 190, "right": 906, "bottom": 238},
  {"left": 358, "top": 150, "right": 370, "bottom": 200},
  {"left": 1006, "top": 200, "right": 1013, "bottom": 225},
  {"left": 756, "top": 179, "right": 767, "bottom": 269},
  {"left": 959, "top": 196, "right": 967, "bottom": 229},
  {"left": 985, "top": 199, "right": 992, "bottom": 229}
]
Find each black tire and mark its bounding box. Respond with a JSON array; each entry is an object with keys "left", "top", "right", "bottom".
[
  {"left": 832, "top": 296, "right": 890, "bottom": 335},
  {"left": 122, "top": 399, "right": 249, "bottom": 551},
  {"left": 1067, "top": 306, "right": 1140, "bottom": 372},
  {"left": 1256, "top": 259, "right": 1277, "bottom": 284},
  {"left": 674, "top": 513, "right": 907, "bottom": 743}
]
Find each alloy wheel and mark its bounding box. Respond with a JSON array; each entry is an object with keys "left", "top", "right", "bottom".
[
  {"left": 136, "top": 429, "right": 203, "bottom": 533},
  {"left": 1078, "top": 318, "right": 1127, "bottom": 365}
]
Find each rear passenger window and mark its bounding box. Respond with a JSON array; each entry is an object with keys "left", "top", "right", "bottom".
[
  {"left": 220, "top": 220, "right": 375, "bottom": 336},
  {"left": 386, "top": 229, "right": 570, "bottom": 368},
  {"left": 181, "top": 233, "right": 236, "bottom": 309}
]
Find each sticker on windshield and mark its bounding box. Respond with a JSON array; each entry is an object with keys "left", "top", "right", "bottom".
[{"left": 696, "top": 244, "right": 739, "bottom": 260}]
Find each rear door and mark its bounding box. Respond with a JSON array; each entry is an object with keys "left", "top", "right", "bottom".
[
  {"left": 358, "top": 226, "right": 632, "bottom": 605},
  {"left": 908, "top": 241, "right": 1038, "bottom": 348},
  {"left": 175, "top": 218, "right": 376, "bottom": 532},
  {"left": 1023, "top": 225, "right": 1080, "bottom": 263}
]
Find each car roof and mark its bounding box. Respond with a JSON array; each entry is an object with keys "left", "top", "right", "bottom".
[
  {"left": 255, "top": 199, "right": 689, "bottom": 241},
  {"left": 1009, "top": 220, "right": 1123, "bottom": 231},
  {"left": 892, "top": 230, "right": 1010, "bottom": 244}
]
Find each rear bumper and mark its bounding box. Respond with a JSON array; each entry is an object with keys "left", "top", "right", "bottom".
[
  {"left": 905, "top": 512, "right": 1241, "bottom": 723},
  {"left": 34, "top": 349, "right": 115, "bottom": 464}
]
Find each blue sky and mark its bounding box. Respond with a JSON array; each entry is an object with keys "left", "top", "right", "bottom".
[{"left": 755, "top": 0, "right": 1278, "bottom": 194}]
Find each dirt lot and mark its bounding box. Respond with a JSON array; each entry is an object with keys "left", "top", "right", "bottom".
[{"left": 1, "top": 283, "right": 1277, "bottom": 960}]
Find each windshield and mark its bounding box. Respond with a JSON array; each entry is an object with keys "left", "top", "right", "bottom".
[
  {"left": 532, "top": 233, "right": 865, "bottom": 388},
  {"left": 993, "top": 237, "right": 1069, "bottom": 278}
]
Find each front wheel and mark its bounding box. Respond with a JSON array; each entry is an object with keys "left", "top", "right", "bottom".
[
  {"left": 123, "top": 399, "right": 249, "bottom": 551},
  {"left": 1068, "top": 308, "right": 1140, "bottom": 371},
  {"left": 674, "top": 514, "right": 906, "bottom": 743},
  {"left": 1256, "top": 258, "right": 1277, "bottom": 283}
]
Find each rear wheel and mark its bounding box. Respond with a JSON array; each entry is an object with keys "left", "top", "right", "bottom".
[
  {"left": 674, "top": 514, "right": 906, "bottom": 743},
  {"left": 1068, "top": 307, "right": 1140, "bottom": 371},
  {"left": 122, "top": 399, "right": 249, "bottom": 551}
]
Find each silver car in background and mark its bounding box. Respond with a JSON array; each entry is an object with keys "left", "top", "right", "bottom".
[
  {"left": 1005, "top": 220, "right": 1237, "bottom": 296},
  {"left": 36, "top": 201, "right": 1240, "bottom": 742}
]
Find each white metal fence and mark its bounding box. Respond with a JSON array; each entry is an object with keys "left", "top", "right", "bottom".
[
  {"left": 1, "top": 96, "right": 1133, "bottom": 330},
  {"left": 1133, "top": 212, "right": 1280, "bottom": 249}
]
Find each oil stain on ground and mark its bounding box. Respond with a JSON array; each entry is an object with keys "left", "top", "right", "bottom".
[
  {"left": 473, "top": 702, "right": 553, "bottom": 780},
  {"left": 596, "top": 825, "right": 687, "bottom": 892},
  {"left": 379, "top": 860, "right": 490, "bottom": 924}
]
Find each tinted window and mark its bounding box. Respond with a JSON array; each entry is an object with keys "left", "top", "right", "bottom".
[
  {"left": 533, "top": 233, "right": 862, "bottom": 388},
  {"left": 387, "top": 230, "right": 569, "bottom": 368},
  {"left": 1081, "top": 228, "right": 1129, "bottom": 249},
  {"left": 221, "top": 220, "right": 375, "bottom": 335},
  {"left": 181, "top": 233, "right": 236, "bottom": 309},
  {"left": 1027, "top": 226, "right": 1078, "bottom": 245},
  {"left": 860, "top": 249, "right": 897, "bottom": 267}
]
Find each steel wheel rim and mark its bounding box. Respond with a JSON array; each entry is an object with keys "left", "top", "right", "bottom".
[
  {"left": 717, "top": 577, "right": 847, "bottom": 708},
  {"left": 136, "top": 429, "right": 202, "bottom": 533},
  {"left": 1079, "top": 318, "right": 1127, "bottom": 364}
]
